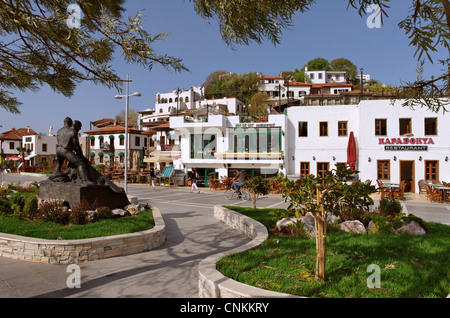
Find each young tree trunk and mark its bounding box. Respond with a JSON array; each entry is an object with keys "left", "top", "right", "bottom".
[
  {"left": 252, "top": 192, "right": 257, "bottom": 209},
  {"left": 315, "top": 189, "right": 326, "bottom": 281}
]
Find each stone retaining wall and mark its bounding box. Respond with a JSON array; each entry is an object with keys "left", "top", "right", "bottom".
[
  {"left": 198, "top": 205, "right": 302, "bottom": 298},
  {"left": 0, "top": 208, "right": 165, "bottom": 264}
]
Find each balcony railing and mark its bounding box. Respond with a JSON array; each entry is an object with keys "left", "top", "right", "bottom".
[
  {"left": 239, "top": 115, "right": 269, "bottom": 123},
  {"left": 184, "top": 115, "right": 208, "bottom": 123}
]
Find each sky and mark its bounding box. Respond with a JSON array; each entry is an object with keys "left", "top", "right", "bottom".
[{"left": 0, "top": 0, "right": 447, "bottom": 135}]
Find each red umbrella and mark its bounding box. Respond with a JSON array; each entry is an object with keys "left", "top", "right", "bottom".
[{"left": 347, "top": 132, "right": 357, "bottom": 171}]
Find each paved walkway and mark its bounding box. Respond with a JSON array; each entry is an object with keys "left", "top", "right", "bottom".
[{"left": 0, "top": 173, "right": 449, "bottom": 298}]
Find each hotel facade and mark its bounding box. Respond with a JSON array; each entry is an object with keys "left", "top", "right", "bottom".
[{"left": 170, "top": 99, "right": 450, "bottom": 192}]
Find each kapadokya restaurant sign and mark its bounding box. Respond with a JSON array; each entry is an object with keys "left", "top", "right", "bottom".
[{"left": 379, "top": 137, "right": 434, "bottom": 151}]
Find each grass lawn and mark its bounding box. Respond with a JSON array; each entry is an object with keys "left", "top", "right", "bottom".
[
  {"left": 0, "top": 210, "right": 155, "bottom": 240},
  {"left": 218, "top": 206, "right": 450, "bottom": 298}
]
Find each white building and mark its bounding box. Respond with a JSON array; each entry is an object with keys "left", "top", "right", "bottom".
[
  {"left": 22, "top": 134, "right": 57, "bottom": 166},
  {"left": 287, "top": 99, "right": 450, "bottom": 193},
  {"left": 168, "top": 98, "right": 449, "bottom": 192},
  {"left": 84, "top": 125, "right": 147, "bottom": 170},
  {"left": 139, "top": 87, "right": 246, "bottom": 172},
  {"left": 170, "top": 113, "right": 287, "bottom": 186},
  {"left": 305, "top": 67, "right": 347, "bottom": 84},
  {"left": 258, "top": 72, "right": 352, "bottom": 106}
]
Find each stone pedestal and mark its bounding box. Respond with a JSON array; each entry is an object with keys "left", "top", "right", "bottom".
[{"left": 38, "top": 181, "right": 130, "bottom": 210}]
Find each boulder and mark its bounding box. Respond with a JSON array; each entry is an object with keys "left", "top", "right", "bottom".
[
  {"left": 339, "top": 220, "right": 367, "bottom": 234},
  {"left": 112, "top": 208, "right": 131, "bottom": 217},
  {"left": 125, "top": 203, "right": 146, "bottom": 216},
  {"left": 276, "top": 217, "right": 301, "bottom": 231},
  {"left": 397, "top": 221, "right": 426, "bottom": 235}
]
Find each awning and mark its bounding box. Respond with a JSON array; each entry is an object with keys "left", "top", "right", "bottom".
[
  {"left": 25, "top": 154, "right": 37, "bottom": 160},
  {"left": 144, "top": 156, "right": 173, "bottom": 163},
  {"left": 5, "top": 155, "right": 21, "bottom": 161},
  {"left": 98, "top": 152, "right": 104, "bottom": 156},
  {"left": 109, "top": 135, "right": 115, "bottom": 139},
  {"left": 98, "top": 136, "right": 104, "bottom": 140},
  {"left": 89, "top": 136, "right": 95, "bottom": 140},
  {"left": 118, "top": 134, "right": 124, "bottom": 139},
  {"left": 89, "top": 152, "right": 95, "bottom": 157},
  {"left": 108, "top": 152, "right": 114, "bottom": 157},
  {"left": 118, "top": 152, "right": 124, "bottom": 156}
]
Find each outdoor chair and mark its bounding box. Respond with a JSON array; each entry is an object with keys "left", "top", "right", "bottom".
[
  {"left": 209, "top": 177, "right": 219, "bottom": 190},
  {"left": 418, "top": 179, "right": 427, "bottom": 194},
  {"left": 425, "top": 184, "right": 442, "bottom": 203},
  {"left": 393, "top": 181, "right": 406, "bottom": 201},
  {"left": 379, "top": 187, "right": 391, "bottom": 200}
]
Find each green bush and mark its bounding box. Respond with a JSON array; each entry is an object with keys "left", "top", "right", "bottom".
[
  {"left": 379, "top": 198, "right": 402, "bottom": 215},
  {"left": 23, "top": 195, "right": 38, "bottom": 219},
  {"left": 37, "top": 201, "right": 70, "bottom": 225},
  {"left": 95, "top": 206, "right": 113, "bottom": 221},
  {"left": 0, "top": 199, "right": 12, "bottom": 216}
]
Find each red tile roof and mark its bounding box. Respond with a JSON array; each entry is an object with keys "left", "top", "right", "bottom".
[
  {"left": 0, "top": 128, "right": 37, "bottom": 140},
  {"left": 84, "top": 126, "right": 144, "bottom": 135}
]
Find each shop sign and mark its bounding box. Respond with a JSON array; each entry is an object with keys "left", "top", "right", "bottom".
[
  {"left": 385, "top": 146, "right": 428, "bottom": 151},
  {"left": 235, "top": 123, "right": 276, "bottom": 128},
  {"left": 379, "top": 137, "right": 434, "bottom": 151}
]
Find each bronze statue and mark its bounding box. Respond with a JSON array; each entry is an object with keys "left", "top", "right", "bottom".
[
  {"left": 52, "top": 117, "right": 91, "bottom": 183},
  {"left": 48, "top": 117, "right": 125, "bottom": 194}
]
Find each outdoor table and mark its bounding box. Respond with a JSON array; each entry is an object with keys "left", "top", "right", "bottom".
[
  {"left": 383, "top": 183, "right": 399, "bottom": 198},
  {"left": 431, "top": 185, "right": 450, "bottom": 202}
]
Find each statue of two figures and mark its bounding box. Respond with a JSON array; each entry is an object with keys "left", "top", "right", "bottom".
[{"left": 48, "top": 117, "right": 124, "bottom": 194}]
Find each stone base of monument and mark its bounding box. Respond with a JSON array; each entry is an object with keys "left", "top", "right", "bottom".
[{"left": 38, "top": 181, "right": 131, "bottom": 210}]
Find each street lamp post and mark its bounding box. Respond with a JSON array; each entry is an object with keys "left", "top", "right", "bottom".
[
  {"left": 360, "top": 68, "right": 364, "bottom": 102},
  {"left": 114, "top": 74, "right": 141, "bottom": 193}
]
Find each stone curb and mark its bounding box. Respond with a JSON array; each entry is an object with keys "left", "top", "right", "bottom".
[
  {"left": 198, "top": 205, "right": 302, "bottom": 298},
  {"left": 0, "top": 207, "right": 165, "bottom": 264}
]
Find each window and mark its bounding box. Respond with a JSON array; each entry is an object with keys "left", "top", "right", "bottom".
[
  {"left": 300, "top": 162, "right": 310, "bottom": 176},
  {"left": 120, "top": 138, "right": 124, "bottom": 146},
  {"left": 399, "top": 118, "right": 412, "bottom": 135},
  {"left": 319, "top": 122, "right": 328, "bottom": 137},
  {"left": 338, "top": 121, "right": 348, "bottom": 136},
  {"left": 190, "top": 134, "right": 217, "bottom": 159},
  {"left": 228, "top": 127, "right": 282, "bottom": 154},
  {"left": 425, "top": 160, "right": 439, "bottom": 181},
  {"left": 135, "top": 136, "right": 140, "bottom": 147},
  {"left": 9, "top": 142, "right": 14, "bottom": 150},
  {"left": 90, "top": 138, "right": 95, "bottom": 147},
  {"left": 375, "top": 119, "right": 387, "bottom": 136},
  {"left": 42, "top": 144, "right": 47, "bottom": 152},
  {"left": 318, "top": 73, "right": 323, "bottom": 80},
  {"left": 317, "top": 162, "right": 330, "bottom": 179},
  {"left": 424, "top": 118, "right": 437, "bottom": 135},
  {"left": 377, "top": 160, "right": 390, "bottom": 180},
  {"left": 298, "top": 122, "right": 308, "bottom": 137}
]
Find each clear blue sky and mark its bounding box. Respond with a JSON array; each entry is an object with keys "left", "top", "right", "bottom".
[{"left": 0, "top": 0, "right": 446, "bottom": 134}]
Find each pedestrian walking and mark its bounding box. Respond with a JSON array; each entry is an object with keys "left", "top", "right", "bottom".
[
  {"left": 150, "top": 167, "right": 156, "bottom": 190},
  {"left": 189, "top": 168, "right": 200, "bottom": 193}
]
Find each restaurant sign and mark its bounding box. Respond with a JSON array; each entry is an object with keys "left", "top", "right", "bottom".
[{"left": 379, "top": 137, "right": 434, "bottom": 151}]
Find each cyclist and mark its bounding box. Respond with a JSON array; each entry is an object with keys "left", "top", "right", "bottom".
[{"left": 231, "top": 168, "right": 245, "bottom": 196}]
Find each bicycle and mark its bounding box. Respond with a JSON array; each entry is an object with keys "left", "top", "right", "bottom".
[{"left": 224, "top": 185, "right": 251, "bottom": 201}]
